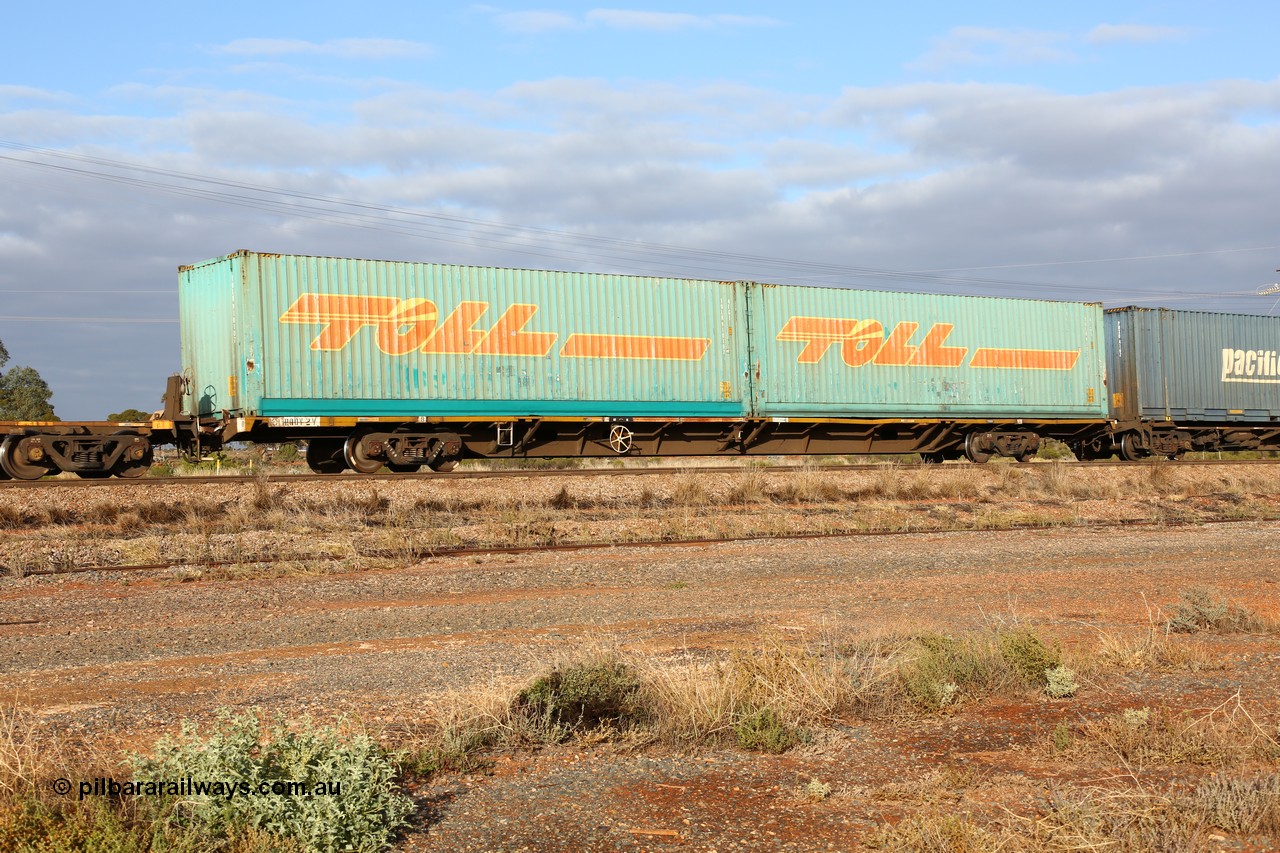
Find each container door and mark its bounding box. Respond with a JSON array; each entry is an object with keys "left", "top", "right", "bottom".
[{"left": 179, "top": 254, "right": 242, "bottom": 417}]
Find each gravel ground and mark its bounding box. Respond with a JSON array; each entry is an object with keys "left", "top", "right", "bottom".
[{"left": 2, "top": 470, "right": 1279, "bottom": 849}]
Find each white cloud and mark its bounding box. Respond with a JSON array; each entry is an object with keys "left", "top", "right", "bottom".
[
  {"left": 584, "top": 10, "right": 779, "bottom": 31},
  {"left": 1086, "top": 24, "right": 1191, "bottom": 44},
  {"left": 215, "top": 38, "right": 432, "bottom": 60},
  {"left": 0, "top": 85, "right": 71, "bottom": 104},
  {"left": 482, "top": 7, "right": 778, "bottom": 34},
  {"left": 911, "top": 27, "right": 1076, "bottom": 70},
  {"left": 493, "top": 10, "right": 580, "bottom": 33}
]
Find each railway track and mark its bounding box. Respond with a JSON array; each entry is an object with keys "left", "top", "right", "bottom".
[
  {"left": 9, "top": 513, "right": 1271, "bottom": 582},
  {"left": 2, "top": 457, "right": 1277, "bottom": 489}
]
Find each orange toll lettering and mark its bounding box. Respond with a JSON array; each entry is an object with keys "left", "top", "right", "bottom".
[
  {"left": 775, "top": 317, "right": 859, "bottom": 363},
  {"left": 280, "top": 294, "right": 403, "bottom": 351},
  {"left": 777, "top": 314, "right": 1079, "bottom": 371},
  {"left": 375, "top": 298, "right": 439, "bottom": 355},
  {"left": 420, "top": 302, "right": 491, "bottom": 354},
  {"left": 471, "top": 304, "right": 558, "bottom": 357},
  {"left": 911, "top": 323, "right": 967, "bottom": 367},
  {"left": 561, "top": 334, "right": 710, "bottom": 361},
  {"left": 970, "top": 348, "right": 1079, "bottom": 371},
  {"left": 839, "top": 320, "right": 885, "bottom": 367},
  {"left": 872, "top": 322, "right": 919, "bottom": 366}
]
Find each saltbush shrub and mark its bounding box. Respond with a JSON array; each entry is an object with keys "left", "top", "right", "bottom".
[{"left": 133, "top": 710, "right": 412, "bottom": 853}]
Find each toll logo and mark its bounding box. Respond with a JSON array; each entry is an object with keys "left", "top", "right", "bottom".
[
  {"left": 776, "top": 316, "right": 1080, "bottom": 370},
  {"left": 1221, "top": 348, "right": 1280, "bottom": 383},
  {"left": 279, "top": 293, "right": 710, "bottom": 361}
]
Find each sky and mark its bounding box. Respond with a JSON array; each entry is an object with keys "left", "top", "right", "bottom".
[{"left": 3, "top": 1, "right": 1280, "bottom": 419}]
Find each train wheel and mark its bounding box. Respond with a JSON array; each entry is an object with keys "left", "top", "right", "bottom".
[
  {"left": 1118, "top": 433, "right": 1145, "bottom": 462},
  {"left": 113, "top": 436, "right": 153, "bottom": 478},
  {"left": 963, "top": 434, "right": 991, "bottom": 464},
  {"left": 305, "top": 438, "right": 348, "bottom": 474},
  {"left": 114, "top": 452, "right": 153, "bottom": 479},
  {"left": 343, "top": 434, "right": 384, "bottom": 474},
  {"left": 0, "top": 436, "right": 55, "bottom": 480}
]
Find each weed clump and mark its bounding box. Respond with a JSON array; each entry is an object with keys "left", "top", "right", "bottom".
[
  {"left": 547, "top": 485, "right": 576, "bottom": 510},
  {"left": 899, "top": 634, "right": 993, "bottom": 711},
  {"left": 732, "top": 706, "right": 802, "bottom": 753},
  {"left": 801, "top": 778, "right": 832, "bottom": 802},
  {"left": 997, "top": 627, "right": 1062, "bottom": 687},
  {"left": 871, "top": 812, "right": 1002, "bottom": 851},
  {"left": 512, "top": 660, "right": 642, "bottom": 742},
  {"left": 726, "top": 471, "right": 770, "bottom": 505},
  {"left": 670, "top": 475, "right": 709, "bottom": 507},
  {"left": 1077, "top": 702, "right": 1280, "bottom": 768},
  {"left": 1167, "top": 588, "right": 1268, "bottom": 634},
  {"left": 0, "top": 506, "right": 28, "bottom": 530},
  {"left": 1191, "top": 773, "right": 1280, "bottom": 835}
]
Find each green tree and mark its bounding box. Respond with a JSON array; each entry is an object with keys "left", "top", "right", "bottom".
[
  {"left": 0, "top": 342, "right": 58, "bottom": 421},
  {"left": 108, "top": 408, "right": 151, "bottom": 422}
]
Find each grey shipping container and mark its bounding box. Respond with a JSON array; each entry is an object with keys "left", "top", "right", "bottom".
[{"left": 1106, "top": 306, "right": 1280, "bottom": 423}]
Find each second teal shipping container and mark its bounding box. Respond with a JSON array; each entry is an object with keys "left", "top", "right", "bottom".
[{"left": 753, "top": 284, "right": 1107, "bottom": 418}]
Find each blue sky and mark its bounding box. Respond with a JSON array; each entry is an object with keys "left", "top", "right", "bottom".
[{"left": 3, "top": 2, "right": 1280, "bottom": 417}]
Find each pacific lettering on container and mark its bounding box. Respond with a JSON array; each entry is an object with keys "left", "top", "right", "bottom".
[{"left": 1220, "top": 347, "right": 1280, "bottom": 383}]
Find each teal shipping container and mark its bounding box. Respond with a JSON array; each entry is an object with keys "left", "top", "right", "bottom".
[
  {"left": 179, "top": 251, "right": 749, "bottom": 419},
  {"left": 753, "top": 285, "right": 1107, "bottom": 418},
  {"left": 1106, "top": 306, "right": 1280, "bottom": 423}
]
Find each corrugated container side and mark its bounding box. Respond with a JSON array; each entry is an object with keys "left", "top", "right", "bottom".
[
  {"left": 1105, "top": 307, "right": 1280, "bottom": 423},
  {"left": 752, "top": 285, "right": 1107, "bottom": 418},
  {"left": 226, "top": 252, "right": 749, "bottom": 418},
  {"left": 178, "top": 254, "right": 243, "bottom": 417}
]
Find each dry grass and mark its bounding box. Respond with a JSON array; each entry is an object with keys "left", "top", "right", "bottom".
[
  {"left": 670, "top": 473, "right": 710, "bottom": 507},
  {"left": 1093, "top": 626, "right": 1215, "bottom": 672},
  {"left": 769, "top": 470, "right": 847, "bottom": 503},
  {"left": 0, "top": 707, "right": 49, "bottom": 799},
  {"left": 1069, "top": 694, "right": 1280, "bottom": 769},
  {"left": 874, "top": 774, "right": 1280, "bottom": 852},
  {"left": 641, "top": 636, "right": 893, "bottom": 745},
  {"left": 725, "top": 469, "right": 771, "bottom": 505},
  {"left": 7, "top": 463, "right": 1280, "bottom": 581}
]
